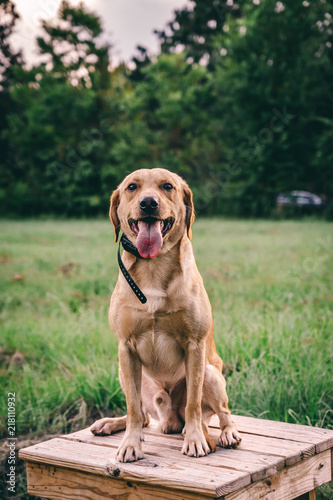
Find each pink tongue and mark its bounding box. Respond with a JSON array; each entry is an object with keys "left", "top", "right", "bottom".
[{"left": 137, "top": 220, "right": 163, "bottom": 258}]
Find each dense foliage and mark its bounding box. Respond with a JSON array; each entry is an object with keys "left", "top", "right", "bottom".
[{"left": 0, "top": 0, "right": 332, "bottom": 217}]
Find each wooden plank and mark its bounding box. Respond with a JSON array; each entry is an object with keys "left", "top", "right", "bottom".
[
  {"left": 146, "top": 425, "right": 315, "bottom": 466},
  {"left": 21, "top": 433, "right": 247, "bottom": 484},
  {"left": 201, "top": 424, "right": 316, "bottom": 467},
  {"left": 224, "top": 449, "right": 331, "bottom": 500},
  {"left": 228, "top": 415, "right": 333, "bottom": 440},
  {"left": 19, "top": 437, "right": 251, "bottom": 498},
  {"left": 20, "top": 439, "right": 219, "bottom": 496},
  {"left": 62, "top": 428, "right": 285, "bottom": 483},
  {"left": 135, "top": 417, "right": 317, "bottom": 464},
  {"left": 236, "top": 431, "right": 315, "bottom": 467},
  {"left": 64, "top": 424, "right": 315, "bottom": 474},
  {"left": 212, "top": 415, "right": 333, "bottom": 453},
  {"left": 25, "top": 462, "right": 212, "bottom": 500}
]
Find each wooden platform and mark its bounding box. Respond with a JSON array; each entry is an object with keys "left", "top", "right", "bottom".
[{"left": 19, "top": 415, "right": 333, "bottom": 500}]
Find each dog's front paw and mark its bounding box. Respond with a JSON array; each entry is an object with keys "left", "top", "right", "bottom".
[
  {"left": 219, "top": 425, "right": 242, "bottom": 448},
  {"left": 116, "top": 437, "right": 144, "bottom": 462},
  {"left": 181, "top": 430, "right": 210, "bottom": 457}
]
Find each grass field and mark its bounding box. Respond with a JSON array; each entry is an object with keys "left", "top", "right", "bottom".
[{"left": 1, "top": 219, "right": 333, "bottom": 498}]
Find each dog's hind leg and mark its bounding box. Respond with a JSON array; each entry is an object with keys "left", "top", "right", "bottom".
[
  {"left": 90, "top": 416, "right": 127, "bottom": 436},
  {"left": 202, "top": 364, "right": 241, "bottom": 449},
  {"left": 153, "top": 389, "right": 183, "bottom": 434},
  {"left": 90, "top": 413, "right": 150, "bottom": 436}
]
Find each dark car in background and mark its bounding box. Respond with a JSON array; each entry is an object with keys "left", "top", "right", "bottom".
[
  {"left": 277, "top": 191, "right": 325, "bottom": 215},
  {"left": 277, "top": 191, "right": 323, "bottom": 207}
]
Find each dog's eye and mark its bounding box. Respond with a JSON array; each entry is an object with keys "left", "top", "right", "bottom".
[
  {"left": 163, "top": 183, "right": 173, "bottom": 191},
  {"left": 127, "top": 183, "right": 137, "bottom": 191}
]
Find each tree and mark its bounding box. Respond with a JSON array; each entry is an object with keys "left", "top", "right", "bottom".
[
  {"left": 0, "top": 0, "right": 24, "bottom": 216},
  {"left": 1, "top": 0, "right": 333, "bottom": 218},
  {"left": 111, "top": 50, "right": 235, "bottom": 217},
  {"left": 155, "top": 0, "right": 333, "bottom": 216},
  {"left": 2, "top": 1, "right": 122, "bottom": 216},
  {"left": 155, "top": 0, "right": 243, "bottom": 69},
  {"left": 210, "top": 0, "right": 333, "bottom": 216},
  {"left": 0, "top": 0, "right": 22, "bottom": 90},
  {"left": 36, "top": 0, "right": 110, "bottom": 89}
]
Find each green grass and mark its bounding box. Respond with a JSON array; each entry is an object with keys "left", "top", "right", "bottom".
[{"left": 0, "top": 219, "right": 333, "bottom": 497}]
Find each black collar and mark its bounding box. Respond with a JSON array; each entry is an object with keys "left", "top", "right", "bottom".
[
  {"left": 117, "top": 234, "right": 147, "bottom": 304},
  {"left": 120, "top": 233, "right": 143, "bottom": 260}
]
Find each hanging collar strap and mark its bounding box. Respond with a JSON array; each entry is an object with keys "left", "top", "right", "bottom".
[
  {"left": 117, "top": 234, "right": 147, "bottom": 304},
  {"left": 120, "top": 233, "right": 143, "bottom": 259}
]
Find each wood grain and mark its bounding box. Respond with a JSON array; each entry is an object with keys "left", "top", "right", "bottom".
[
  {"left": 61, "top": 422, "right": 316, "bottom": 477},
  {"left": 19, "top": 415, "right": 333, "bottom": 500},
  {"left": 20, "top": 437, "right": 250, "bottom": 497},
  {"left": 61, "top": 427, "right": 286, "bottom": 482},
  {"left": 224, "top": 450, "right": 331, "bottom": 500},
  {"left": 26, "top": 462, "right": 213, "bottom": 500},
  {"left": 211, "top": 415, "right": 333, "bottom": 453}
]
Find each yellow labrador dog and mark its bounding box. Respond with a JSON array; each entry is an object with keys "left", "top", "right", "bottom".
[{"left": 90, "top": 168, "right": 241, "bottom": 462}]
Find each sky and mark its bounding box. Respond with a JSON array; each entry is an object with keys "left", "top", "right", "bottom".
[{"left": 11, "top": 0, "right": 187, "bottom": 66}]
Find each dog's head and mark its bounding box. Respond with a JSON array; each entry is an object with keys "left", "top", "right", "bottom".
[{"left": 110, "top": 168, "right": 195, "bottom": 258}]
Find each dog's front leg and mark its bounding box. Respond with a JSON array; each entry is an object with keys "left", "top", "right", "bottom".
[
  {"left": 116, "top": 340, "right": 144, "bottom": 462},
  {"left": 182, "top": 339, "right": 210, "bottom": 457}
]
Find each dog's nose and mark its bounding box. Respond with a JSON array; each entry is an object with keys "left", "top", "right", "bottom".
[{"left": 140, "top": 197, "right": 159, "bottom": 214}]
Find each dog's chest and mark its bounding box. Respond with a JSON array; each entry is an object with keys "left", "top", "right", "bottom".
[
  {"left": 144, "top": 288, "right": 168, "bottom": 314},
  {"left": 135, "top": 327, "right": 185, "bottom": 384}
]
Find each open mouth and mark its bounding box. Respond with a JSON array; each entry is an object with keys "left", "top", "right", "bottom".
[
  {"left": 128, "top": 217, "right": 175, "bottom": 259},
  {"left": 129, "top": 217, "right": 174, "bottom": 238}
]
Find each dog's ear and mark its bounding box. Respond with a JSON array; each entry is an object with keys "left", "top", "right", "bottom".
[
  {"left": 109, "top": 188, "right": 120, "bottom": 242},
  {"left": 183, "top": 182, "right": 195, "bottom": 240}
]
